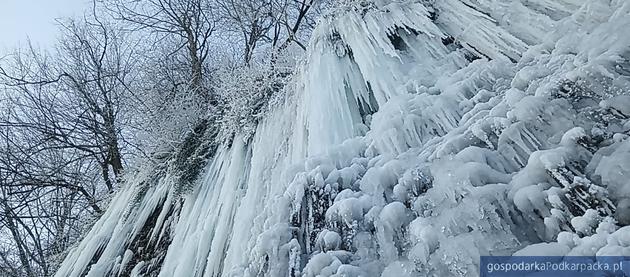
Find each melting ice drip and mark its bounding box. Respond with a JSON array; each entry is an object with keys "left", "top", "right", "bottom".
[{"left": 57, "top": 0, "right": 630, "bottom": 276}]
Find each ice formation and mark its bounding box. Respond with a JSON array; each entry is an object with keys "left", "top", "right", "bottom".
[{"left": 56, "top": 0, "right": 630, "bottom": 276}]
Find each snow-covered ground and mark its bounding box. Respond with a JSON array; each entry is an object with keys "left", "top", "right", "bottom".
[{"left": 56, "top": 0, "right": 630, "bottom": 276}]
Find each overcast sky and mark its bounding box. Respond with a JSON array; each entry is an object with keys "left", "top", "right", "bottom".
[{"left": 1, "top": 0, "right": 89, "bottom": 52}]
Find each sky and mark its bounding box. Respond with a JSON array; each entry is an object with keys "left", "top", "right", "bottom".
[{"left": 0, "top": 0, "right": 89, "bottom": 52}]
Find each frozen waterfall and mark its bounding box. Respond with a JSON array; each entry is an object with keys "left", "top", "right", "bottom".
[{"left": 56, "top": 0, "right": 630, "bottom": 276}]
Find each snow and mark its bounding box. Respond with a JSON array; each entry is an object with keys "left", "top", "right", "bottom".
[
  {"left": 117, "top": 250, "right": 134, "bottom": 277},
  {"left": 593, "top": 140, "right": 630, "bottom": 199},
  {"left": 129, "top": 261, "right": 145, "bottom": 277},
  {"left": 513, "top": 242, "right": 571, "bottom": 256},
  {"left": 381, "top": 260, "right": 416, "bottom": 277},
  {"left": 320, "top": 230, "right": 342, "bottom": 251},
  {"left": 615, "top": 199, "right": 630, "bottom": 226},
  {"left": 57, "top": 0, "right": 630, "bottom": 276},
  {"left": 570, "top": 209, "right": 602, "bottom": 236},
  {"left": 302, "top": 253, "right": 340, "bottom": 277}
]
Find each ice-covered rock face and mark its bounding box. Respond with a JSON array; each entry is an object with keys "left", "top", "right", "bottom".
[{"left": 56, "top": 0, "right": 630, "bottom": 276}]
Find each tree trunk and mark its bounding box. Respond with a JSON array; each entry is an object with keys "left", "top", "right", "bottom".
[
  {"left": 2, "top": 204, "right": 36, "bottom": 277},
  {"left": 103, "top": 113, "right": 124, "bottom": 186},
  {"left": 101, "top": 162, "right": 114, "bottom": 193},
  {"left": 187, "top": 31, "right": 208, "bottom": 101},
  {"left": 109, "top": 142, "right": 124, "bottom": 181}
]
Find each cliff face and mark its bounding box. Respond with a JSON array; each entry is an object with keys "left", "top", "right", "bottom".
[{"left": 57, "top": 0, "right": 630, "bottom": 276}]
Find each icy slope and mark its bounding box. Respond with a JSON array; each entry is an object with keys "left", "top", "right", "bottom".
[{"left": 56, "top": 0, "right": 630, "bottom": 276}]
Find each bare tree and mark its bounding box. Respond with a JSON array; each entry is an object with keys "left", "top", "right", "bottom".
[
  {"left": 0, "top": 13, "right": 136, "bottom": 193},
  {"left": 216, "top": 0, "right": 323, "bottom": 65},
  {"left": 106, "top": 0, "right": 217, "bottom": 100},
  {"left": 0, "top": 110, "right": 102, "bottom": 276},
  {"left": 216, "top": 0, "right": 277, "bottom": 64},
  {"left": 272, "top": 0, "right": 320, "bottom": 51},
  {"left": 0, "top": 10, "right": 150, "bottom": 274}
]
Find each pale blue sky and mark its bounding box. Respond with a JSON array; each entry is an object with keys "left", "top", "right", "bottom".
[{"left": 1, "top": 0, "right": 88, "bottom": 51}]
